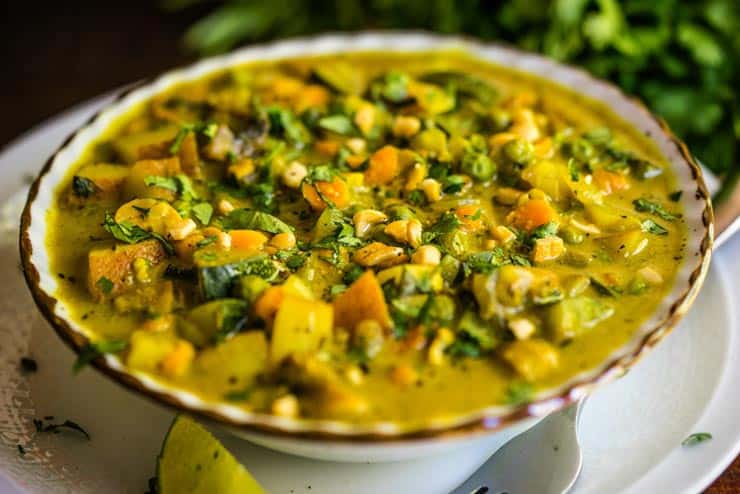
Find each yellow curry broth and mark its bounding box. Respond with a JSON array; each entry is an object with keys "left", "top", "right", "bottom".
[{"left": 47, "top": 52, "right": 685, "bottom": 425}]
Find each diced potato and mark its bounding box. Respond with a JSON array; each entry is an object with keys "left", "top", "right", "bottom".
[
  {"left": 604, "top": 230, "right": 648, "bottom": 257},
  {"left": 333, "top": 271, "right": 392, "bottom": 331},
  {"left": 194, "top": 332, "right": 268, "bottom": 387},
  {"left": 126, "top": 330, "right": 178, "bottom": 373},
  {"left": 123, "top": 157, "right": 182, "bottom": 201},
  {"left": 585, "top": 204, "right": 641, "bottom": 233},
  {"left": 532, "top": 236, "right": 565, "bottom": 263},
  {"left": 183, "top": 299, "right": 249, "bottom": 347},
  {"left": 271, "top": 295, "right": 333, "bottom": 364},
  {"left": 521, "top": 160, "right": 571, "bottom": 203},
  {"left": 112, "top": 126, "right": 179, "bottom": 163},
  {"left": 72, "top": 163, "right": 130, "bottom": 202},
  {"left": 501, "top": 339, "right": 559, "bottom": 381},
  {"left": 545, "top": 296, "right": 615, "bottom": 344},
  {"left": 87, "top": 239, "right": 167, "bottom": 300}
]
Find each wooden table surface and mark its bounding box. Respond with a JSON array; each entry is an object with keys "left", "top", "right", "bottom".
[{"left": 2, "top": 2, "right": 737, "bottom": 492}]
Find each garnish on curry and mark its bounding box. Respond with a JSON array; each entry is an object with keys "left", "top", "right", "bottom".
[{"left": 48, "top": 52, "right": 686, "bottom": 425}]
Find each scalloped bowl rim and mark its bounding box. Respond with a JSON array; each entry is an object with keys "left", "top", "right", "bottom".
[{"left": 20, "top": 32, "right": 713, "bottom": 442}]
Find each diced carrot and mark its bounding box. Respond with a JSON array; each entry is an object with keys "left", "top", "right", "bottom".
[
  {"left": 593, "top": 169, "right": 629, "bottom": 194},
  {"left": 365, "top": 145, "right": 400, "bottom": 185},
  {"left": 314, "top": 140, "right": 341, "bottom": 157},
  {"left": 509, "top": 199, "right": 558, "bottom": 231},
  {"left": 301, "top": 178, "right": 350, "bottom": 210},
  {"left": 295, "top": 84, "right": 330, "bottom": 112},
  {"left": 345, "top": 154, "right": 366, "bottom": 169},
  {"left": 160, "top": 340, "right": 195, "bottom": 377},
  {"left": 333, "top": 271, "right": 392, "bottom": 331},
  {"left": 253, "top": 286, "right": 284, "bottom": 322},
  {"left": 455, "top": 205, "right": 485, "bottom": 232},
  {"left": 229, "top": 230, "right": 269, "bottom": 251}
]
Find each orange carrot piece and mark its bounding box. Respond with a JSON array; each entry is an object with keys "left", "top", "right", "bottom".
[
  {"left": 333, "top": 271, "right": 392, "bottom": 331},
  {"left": 365, "top": 145, "right": 400, "bottom": 185},
  {"left": 301, "top": 178, "right": 350, "bottom": 211},
  {"left": 593, "top": 169, "right": 629, "bottom": 194},
  {"left": 509, "top": 199, "right": 558, "bottom": 231},
  {"left": 455, "top": 205, "right": 485, "bottom": 232},
  {"left": 253, "top": 286, "right": 284, "bottom": 322},
  {"left": 314, "top": 140, "right": 341, "bottom": 157}
]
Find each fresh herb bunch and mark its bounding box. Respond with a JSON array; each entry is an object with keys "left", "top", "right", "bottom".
[{"left": 163, "top": 0, "right": 739, "bottom": 194}]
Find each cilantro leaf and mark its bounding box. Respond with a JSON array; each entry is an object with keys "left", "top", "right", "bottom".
[
  {"left": 422, "top": 212, "right": 462, "bottom": 243},
  {"left": 102, "top": 213, "right": 175, "bottom": 255},
  {"left": 219, "top": 209, "right": 293, "bottom": 233},
  {"left": 73, "top": 340, "right": 127, "bottom": 373},
  {"left": 633, "top": 198, "right": 679, "bottom": 221},
  {"left": 318, "top": 115, "right": 355, "bottom": 135},
  {"left": 96, "top": 276, "right": 114, "bottom": 294},
  {"left": 641, "top": 219, "right": 669, "bottom": 235},
  {"left": 72, "top": 176, "right": 98, "bottom": 198}
]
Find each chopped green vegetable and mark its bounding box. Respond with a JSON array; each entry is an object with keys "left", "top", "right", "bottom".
[
  {"left": 73, "top": 340, "right": 127, "bottom": 373},
  {"left": 96, "top": 276, "right": 114, "bottom": 295},
  {"left": 681, "top": 432, "right": 712, "bottom": 447},
  {"left": 72, "top": 176, "right": 98, "bottom": 198},
  {"left": 633, "top": 198, "right": 679, "bottom": 221},
  {"left": 641, "top": 219, "right": 669, "bottom": 235},
  {"left": 318, "top": 115, "right": 355, "bottom": 135},
  {"left": 218, "top": 209, "right": 293, "bottom": 233},
  {"left": 102, "top": 213, "right": 175, "bottom": 255}
]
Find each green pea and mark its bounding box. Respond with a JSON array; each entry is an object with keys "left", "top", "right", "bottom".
[
  {"left": 560, "top": 226, "right": 585, "bottom": 245},
  {"left": 461, "top": 151, "right": 495, "bottom": 181},
  {"left": 489, "top": 108, "right": 512, "bottom": 131},
  {"left": 439, "top": 254, "right": 461, "bottom": 283},
  {"left": 503, "top": 138, "right": 534, "bottom": 165}
]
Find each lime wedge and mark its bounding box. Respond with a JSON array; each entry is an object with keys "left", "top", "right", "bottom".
[{"left": 157, "top": 415, "right": 266, "bottom": 494}]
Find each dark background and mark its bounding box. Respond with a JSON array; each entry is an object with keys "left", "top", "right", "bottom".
[{"left": 1, "top": 2, "right": 737, "bottom": 491}]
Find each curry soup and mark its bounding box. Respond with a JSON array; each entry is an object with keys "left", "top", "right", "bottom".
[{"left": 47, "top": 52, "right": 686, "bottom": 425}]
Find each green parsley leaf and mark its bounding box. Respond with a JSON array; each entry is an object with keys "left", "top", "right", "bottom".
[
  {"left": 318, "top": 115, "right": 355, "bottom": 135},
  {"left": 641, "top": 219, "right": 669, "bottom": 235},
  {"left": 73, "top": 340, "right": 127, "bottom": 373},
  {"left": 195, "top": 236, "right": 217, "bottom": 248},
  {"left": 144, "top": 176, "right": 178, "bottom": 192},
  {"left": 505, "top": 381, "right": 534, "bottom": 405},
  {"left": 568, "top": 158, "right": 579, "bottom": 182},
  {"left": 633, "top": 198, "right": 679, "bottom": 221},
  {"left": 71, "top": 176, "right": 98, "bottom": 198},
  {"left": 191, "top": 202, "right": 213, "bottom": 225},
  {"left": 102, "top": 213, "right": 175, "bottom": 256},
  {"left": 465, "top": 248, "right": 508, "bottom": 274},
  {"left": 219, "top": 209, "right": 293, "bottom": 233},
  {"left": 529, "top": 221, "right": 559, "bottom": 242},
  {"left": 170, "top": 121, "right": 218, "bottom": 154},
  {"left": 681, "top": 432, "right": 712, "bottom": 447},
  {"left": 96, "top": 276, "right": 114, "bottom": 294},
  {"left": 422, "top": 211, "right": 462, "bottom": 243}
]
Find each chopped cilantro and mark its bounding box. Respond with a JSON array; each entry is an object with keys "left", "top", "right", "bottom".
[
  {"left": 71, "top": 176, "right": 98, "bottom": 198},
  {"left": 73, "top": 340, "right": 127, "bottom": 373},
  {"left": 681, "top": 432, "right": 712, "bottom": 447},
  {"left": 318, "top": 115, "right": 355, "bottom": 135},
  {"left": 219, "top": 209, "right": 293, "bottom": 233},
  {"left": 96, "top": 276, "right": 114, "bottom": 294},
  {"left": 633, "top": 198, "right": 679, "bottom": 221},
  {"left": 641, "top": 219, "right": 669, "bottom": 235}
]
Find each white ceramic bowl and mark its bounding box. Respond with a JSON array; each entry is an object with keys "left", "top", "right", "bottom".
[{"left": 20, "top": 32, "right": 713, "bottom": 462}]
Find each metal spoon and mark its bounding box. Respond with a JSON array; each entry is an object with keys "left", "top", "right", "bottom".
[{"left": 452, "top": 182, "right": 740, "bottom": 494}]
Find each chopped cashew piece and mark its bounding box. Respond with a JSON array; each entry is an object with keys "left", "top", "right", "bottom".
[
  {"left": 353, "top": 209, "right": 388, "bottom": 238},
  {"left": 532, "top": 236, "right": 565, "bottom": 263},
  {"left": 421, "top": 178, "right": 442, "bottom": 202},
  {"left": 217, "top": 199, "right": 235, "bottom": 215},
  {"left": 384, "top": 219, "right": 422, "bottom": 247},
  {"left": 411, "top": 245, "right": 441, "bottom": 265},
  {"left": 392, "top": 115, "right": 421, "bottom": 138},
  {"left": 353, "top": 242, "right": 408, "bottom": 268},
  {"left": 405, "top": 162, "right": 427, "bottom": 191},
  {"left": 282, "top": 161, "right": 308, "bottom": 188}
]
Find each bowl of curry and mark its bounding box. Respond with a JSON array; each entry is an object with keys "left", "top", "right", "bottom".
[{"left": 20, "top": 33, "right": 712, "bottom": 460}]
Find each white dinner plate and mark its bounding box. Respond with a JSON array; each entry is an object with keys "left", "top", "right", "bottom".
[{"left": 0, "top": 95, "right": 738, "bottom": 494}]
